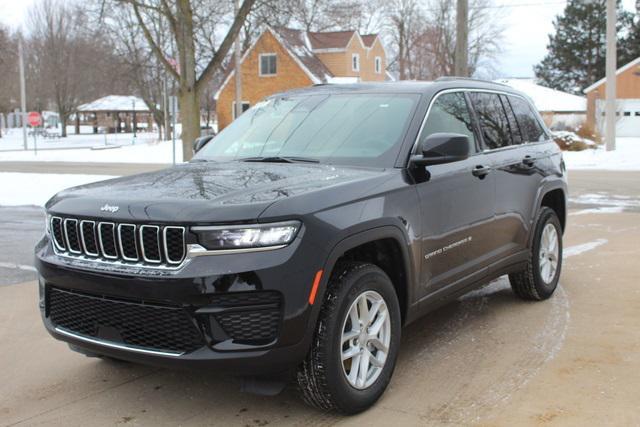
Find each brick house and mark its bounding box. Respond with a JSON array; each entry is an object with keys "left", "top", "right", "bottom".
[
  {"left": 215, "top": 27, "right": 388, "bottom": 130},
  {"left": 584, "top": 56, "right": 640, "bottom": 137}
]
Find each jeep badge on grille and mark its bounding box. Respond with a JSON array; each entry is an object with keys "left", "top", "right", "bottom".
[{"left": 100, "top": 204, "right": 119, "bottom": 213}]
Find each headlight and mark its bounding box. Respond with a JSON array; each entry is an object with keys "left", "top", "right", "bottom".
[{"left": 191, "top": 221, "right": 301, "bottom": 251}]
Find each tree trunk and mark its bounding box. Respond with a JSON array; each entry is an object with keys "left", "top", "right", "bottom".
[
  {"left": 61, "top": 113, "right": 68, "bottom": 137},
  {"left": 179, "top": 87, "right": 199, "bottom": 162}
]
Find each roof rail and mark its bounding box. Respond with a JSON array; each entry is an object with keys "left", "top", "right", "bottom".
[{"left": 435, "top": 76, "right": 510, "bottom": 87}]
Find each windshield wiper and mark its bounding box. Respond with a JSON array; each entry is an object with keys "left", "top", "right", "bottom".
[{"left": 239, "top": 156, "right": 320, "bottom": 164}]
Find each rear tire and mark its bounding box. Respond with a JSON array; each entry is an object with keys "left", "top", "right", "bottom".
[
  {"left": 510, "top": 207, "right": 563, "bottom": 300},
  {"left": 296, "top": 262, "right": 401, "bottom": 414}
]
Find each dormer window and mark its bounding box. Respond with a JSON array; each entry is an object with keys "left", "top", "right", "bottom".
[
  {"left": 352, "top": 54, "right": 360, "bottom": 72},
  {"left": 259, "top": 53, "right": 277, "bottom": 76},
  {"left": 375, "top": 56, "right": 382, "bottom": 74}
]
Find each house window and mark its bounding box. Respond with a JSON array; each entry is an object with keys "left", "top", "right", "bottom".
[
  {"left": 352, "top": 53, "right": 360, "bottom": 72},
  {"left": 259, "top": 53, "right": 277, "bottom": 76},
  {"left": 232, "top": 101, "right": 250, "bottom": 119},
  {"left": 375, "top": 56, "right": 382, "bottom": 74}
]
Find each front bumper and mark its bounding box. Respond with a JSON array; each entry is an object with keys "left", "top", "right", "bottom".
[{"left": 35, "top": 232, "right": 325, "bottom": 375}]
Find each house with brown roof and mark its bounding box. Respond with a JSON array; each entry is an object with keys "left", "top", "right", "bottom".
[
  {"left": 584, "top": 56, "right": 640, "bottom": 137},
  {"left": 215, "top": 27, "right": 388, "bottom": 130}
]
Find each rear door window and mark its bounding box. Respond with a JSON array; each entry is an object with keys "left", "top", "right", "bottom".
[
  {"left": 419, "top": 92, "right": 477, "bottom": 153},
  {"left": 501, "top": 95, "right": 523, "bottom": 145},
  {"left": 468, "top": 92, "right": 512, "bottom": 149},
  {"left": 508, "top": 96, "right": 546, "bottom": 142}
]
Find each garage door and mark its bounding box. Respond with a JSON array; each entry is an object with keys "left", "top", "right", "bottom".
[{"left": 597, "top": 99, "right": 640, "bottom": 137}]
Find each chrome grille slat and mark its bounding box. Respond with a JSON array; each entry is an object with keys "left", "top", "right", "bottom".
[
  {"left": 98, "top": 222, "right": 118, "bottom": 259},
  {"left": 64, "top": 219, "right": 82, "bottom": 254},
  {"left": 80, "top": 220, "right": 99, "bottom": 257},
  {"left": 50, "top": 217, "right": 187, "bottom": 269},
  {"left": 51, "top": 217, "right": 66, "bottom": 251},
  {"left": 118, "top": 224, "right": 139, "bottom": 262},
  {"left": 140, "top": 225, "right": 162, "bottom": 263},
  {"left": 163, "top": 226, "right": 186, "bottom": 264}
]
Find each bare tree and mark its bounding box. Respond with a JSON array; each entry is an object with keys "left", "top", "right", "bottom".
[
  {"left": 28, "top": 0, "right": 84, "bottom": 137},
  {"left": 92, "top": 4, "right": 172, "bottom": 140},
  {"left": 385, "top": 0, "right": 504, "bottom": 80},
  {"left": 115, "top": 0, "right": 257, "bottom": 161},
  {"left": 0, "top": 26, "right": 20, "bottom": 138},
  {"left": 27, "top": 0, "right": 130, "bottom": 136},
  {"left": 385, "top": 0, "right": 424, "bottom": 80}
]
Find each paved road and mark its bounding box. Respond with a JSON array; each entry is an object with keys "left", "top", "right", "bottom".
[{"left": 0, "top": 169, "right": 639, "bottom": 425}]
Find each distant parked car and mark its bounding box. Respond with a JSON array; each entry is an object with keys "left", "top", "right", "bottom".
[{"left": 192, "top": 134, "right": 215, "bottom": 154}]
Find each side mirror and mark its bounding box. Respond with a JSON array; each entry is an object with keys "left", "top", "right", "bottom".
[
  {"left": 410, "top": 133, "right": 470, "bottom": 166},
  {"left": 193, "top": 135, "right": 212, "bottom": 154}
]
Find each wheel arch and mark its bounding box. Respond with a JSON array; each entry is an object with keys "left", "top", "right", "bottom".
[
  {"left": 540, "top": 188, "right": 567, "bottom": 231},
  {"left": 317, "top": 225, "right": 416, "bottom": 326},
  {"left": 528, "top": 184, "right": 567, "bottom": 249}
]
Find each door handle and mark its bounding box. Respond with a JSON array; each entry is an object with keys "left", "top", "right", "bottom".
[
  {"left": 472, "top": 165, "right": 491, "bottom": 178},
  {"left": 522, "top": 155, "right": 536, "bottom": 167}
]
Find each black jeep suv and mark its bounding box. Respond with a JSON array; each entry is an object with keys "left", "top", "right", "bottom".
[{"left": 36, "top": 80, "right": 567, "bottom": 414}]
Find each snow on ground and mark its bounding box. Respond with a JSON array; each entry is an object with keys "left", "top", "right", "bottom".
[
  {"left": 0, "top": 173, "right": 117, "bottom": 206},
  {"left": 563, "top": 239, "right": 608, "bottom": 258},
  {"left": 563, "top": 137, "right": 640, "bottom": 170},
  {"left": 0, "top": 132, "right": 183, "bottom": 164},
  {"left": 0, "top": 127, "right": 158, "bottom": 151}
]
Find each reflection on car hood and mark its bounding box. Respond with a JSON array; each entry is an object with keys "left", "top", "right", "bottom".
[{"left": 45, "top": 161, "right": 392, "bottom": 223}]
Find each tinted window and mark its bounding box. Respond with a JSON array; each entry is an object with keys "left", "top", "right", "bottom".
[
  {"left": 508, "top": 96, "right": 546, "bottom": 142},
  {"left": 501, "top": 95, "right": 523, "bottom": 144},
  {"left": 468, "top": 93, "right": 512, "bottom": 149},
  {"left": 419, "top": 92, "right": 476, "bottom": 152},
  {"left": 196, "top": 93, "right": 419, "bottom": 167}
]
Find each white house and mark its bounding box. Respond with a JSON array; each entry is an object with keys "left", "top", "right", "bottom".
[{"left": 496, "top": 79, "right": 587, "bottom": 129}]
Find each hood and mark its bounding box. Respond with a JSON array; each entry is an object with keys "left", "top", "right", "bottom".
[{"left": 46, "top": 161, "right": 393, "bottom": 223}]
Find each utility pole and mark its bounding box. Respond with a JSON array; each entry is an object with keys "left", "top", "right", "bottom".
[
  {"left": 454, "top": 0, "right": 469, "bottom": 77},
  {"left": 605, "top": 0, "right": 617, "bottom": 151},
  {"left": 163, "top": 76, "right": 170, "bottom": 141},
  {"left": 18, "top": 38, "right": 28, "bottom": 150},
  {"left": 233, "top": 0, "right": 243, "bottom": 120}
]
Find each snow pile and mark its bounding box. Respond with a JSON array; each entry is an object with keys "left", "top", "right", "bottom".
[
  {"left": 0, "top": 173, "right": 117, "bottom": 206},
  {"left": 552, "top": 131, "right": 597, "bottom": 150},
  {"left": 563, "top": 137, "right": 640, "bottom": 170}
]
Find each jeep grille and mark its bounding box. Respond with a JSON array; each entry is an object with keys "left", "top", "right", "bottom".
[{"left": 50, "top": 216, "right": 186, "bottom": 267}]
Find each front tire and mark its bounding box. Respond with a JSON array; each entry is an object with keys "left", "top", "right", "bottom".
[
  {"left": 510, "top": 207, "right": 563, "bottom": 300},
  {"left": 296, "top": 262, "right": 401, "bottom": 414}
]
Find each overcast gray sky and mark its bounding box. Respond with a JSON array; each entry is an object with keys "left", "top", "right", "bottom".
[{"left": 0, "top": 0, "right": 636, "bottom": 78}]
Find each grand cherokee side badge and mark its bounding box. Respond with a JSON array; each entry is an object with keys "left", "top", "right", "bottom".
[{"left": 100, "top": 204, "right": 119, "bottom": 213}]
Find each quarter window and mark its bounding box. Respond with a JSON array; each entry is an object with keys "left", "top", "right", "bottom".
[
  {"left": 259, "top": 53, "right": 277, "bottom": 76},
  {"left": 508, "top": 96, "right": 546, "bottom": 142},
  {"left": 419, "top": 92, "right": 476, "bottom": 153},
  {"left": 468, "top": 92, "right": 512, "bottom": 150}
]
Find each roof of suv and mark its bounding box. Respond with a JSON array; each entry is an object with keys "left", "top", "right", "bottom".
[{"left": 270, "top": 79, "right": 524, "bottom": 99}]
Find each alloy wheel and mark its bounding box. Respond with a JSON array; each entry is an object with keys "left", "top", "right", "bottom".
[{"left": 340, "top": 290, "right": 391, "bottom": 389}]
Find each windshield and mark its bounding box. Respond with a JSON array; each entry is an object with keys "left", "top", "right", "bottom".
[{"left": 195, "top": 93, "right": 419, "bottom": 167}]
